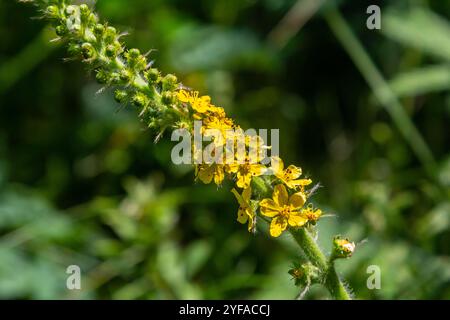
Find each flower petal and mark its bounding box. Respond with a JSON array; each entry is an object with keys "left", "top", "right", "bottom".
[
  {"left": 177, "top": 90, "right": 191, "bottom": 103},
  {"left": 273, "top": 184, "right": 288, "bottom": 207},
  {"left": 292, "top": 178, "right": 313, "bottom": 187},
  {"left": 246, "top": 211, "right": 255, "bottom": 232},
  {"left": 259, "top": 199, "right": 279, "bottom": 217},
  {"left": 236, "top": 172, "right": 251, "bottom": 189},
  {"left": 225, "top": 163, "right": 239, "bottom": 174},
  {"left": 237, "top": 207, "right": 248, "bottom": 224},
  {"left": 289, "top": 192, "right": 306, "bottom": 208},
  {"left": 242, "top": 186, "right": 252, "bottom": 202},
  {"left": 231, "top": 188, "right": 246, "bottom": 207},
  {"left": 271, "top": 157, "right": 284, "bottom": 176},
  {"left": 197, "top": 166, "right": 213, "bottom": 184},
  {"left": 270, "top": 216, "right": 287, "bottom": 237},
  {"left": 213, "top": 166, "right": 224, "bottom": 185},
  {"left": 288, "top": 213, "right": 308, "bottom": 228},
  {"left": 285, "top": 165, "right": 302, "bottom": 180},
  {"left": 250, "top": 164, "right": 266, "bottom": 177}
]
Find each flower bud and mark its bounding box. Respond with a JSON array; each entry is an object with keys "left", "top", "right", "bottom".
[
  {"left": 145, "top": 68, "right": 160, "bottom": 83},
  {"left": 95, "top": 69, "right": 110, "bottom": 84},
  {"left": 68, "top": 43, "right": 81, "bottom": 56},
  {"left": 104, "top": 27, "right": 117, "bottom": 43},
  {"left": 162, "top": 74, "right": 178, "bottom": 91},
  {"left": 119, "top": 69, "right": 132, "bottom": 83},
  {"left": 45, "top": 5, "right": 60, "bottom": 19},
  {"left": 125, "top": 49, "right": 146, "bottom": 71},
  {"left": 93, "top": 24, "right": 105, "bottom": 38},
  {"left": 127, "top": 48, "right": 141, "bottom": 60},
  {"left": 55, "top": 24, "right": 68, "bottom": 37},
  {"left": 81, "top": 42, "right": 96, "bottom": 60},
  {"left": 105, "top": 43, "right": 121, "bottom": 58},
  {"left": 332, "top": 236, "right": 355, "bottom": 259},
  {"left": 131, "top": 92, "right": 149, "bottom": 108},
  {"left": 161, "top": 91, "right": 176, "bottom": 105},
  {"left": 114, "top": 90, "right": 128, "bottom": 103},
  {"left": 109, "top": 72, "right": 121, "bottom": 85},
  {"left": 174, "top": 120, "right": 192, "bottom": 131},
  {"left": 79, "top": 4, "right": 90, "bottom": 21}
]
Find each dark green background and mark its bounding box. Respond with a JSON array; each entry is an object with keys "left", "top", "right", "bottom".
[{"left": 0, "top": 0, "right": 449, "bottom": 299}]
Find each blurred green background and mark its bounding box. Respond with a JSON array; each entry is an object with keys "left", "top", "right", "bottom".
[{"left": 0, "top": 0, "right": 449, "bottom": 299}]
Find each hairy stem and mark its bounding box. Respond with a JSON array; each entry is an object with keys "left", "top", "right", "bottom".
[
  {"left": 253, "top": 177, "right": 352, "bottom": 300},
  {"left": 290, "top": 228, "right": 352, "bottom": 300}
]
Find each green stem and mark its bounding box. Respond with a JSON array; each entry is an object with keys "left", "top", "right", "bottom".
[
  {"left": 289, "top": 227, "right": 327, "bottom": 270},
  {"left": 252, "top": 177, "right": 352, "bottom": 300},
  {"left": 325, "top": 263, "right": 352, "bottom": 300},
  {"left": 290, "top": 228, "right": 352, "bottom": 300}
]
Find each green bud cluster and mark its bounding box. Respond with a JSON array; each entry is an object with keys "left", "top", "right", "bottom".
[{"left": 24, "top": 0, "right": 189, "bottom": 139}]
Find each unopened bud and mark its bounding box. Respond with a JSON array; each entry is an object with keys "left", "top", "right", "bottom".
[
  {"left": 145, "top": 68, "right": 160, "bottom": 83},
  {"left": 55, "top": 24, "right": 68, "bottom": 37},
  {"left": 119, "top": 69, "right": 132, "bottom": 83},
  {"left": 105, "top": 42, "right": 122, "bottom": 58},
  {"left": 114, "top": 90, "right": 128, "bottom": 103},
  {"left": 104, "top": 27, "right": 117, "bottom": 43},
  {"left": 79, "top": 4, "right": 90, "bottom": 20},
  {"left": 131, "top": 92, "right": 149, "bottom": 108},
  {"left": 93, "top": 24, "right": 105, "bottom": 37},
  {"left": 81, "top": 42, "right": 96, "bottom": 60},
  {"left": 332, "top": 236, "right": 355, "bottom": 259},
  {"left": 45, "top": 5, "right": 60, "bottom": 19},
  {"left": 161, "top": 91, "right": 176, "bottom": 105},
  {"left": 125, "top": 49, "right": 146, "bottom": 71},
  {"left": 68, "top": 43, "right": 81, "bottom": 56},
  {"left": 95, "top": 69, "right": 110, "bottom": 84},
  {"left": 162, "top": 74, "right": 178, "bottom": 91}
]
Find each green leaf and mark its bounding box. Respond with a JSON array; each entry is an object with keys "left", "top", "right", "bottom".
[
  {"left": 383, "top": 8, "right": 450, "bottom": 61},
  {"left": 389, "top": 65, "right": 450, "bottom": 97}
]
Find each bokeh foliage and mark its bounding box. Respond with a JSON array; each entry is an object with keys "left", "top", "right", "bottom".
[{"left": 0, "top": 0, "right": 449, "bottom": 299}]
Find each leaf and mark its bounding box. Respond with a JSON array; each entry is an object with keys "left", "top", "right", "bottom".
[
  {"left": 389, "top": 65, "right": 450, "bottom": 97},
  {"left": 383, "top": 8, "right": 450, "bottom": 61},
  {"left": 184, "top": 240, "right": 212, "bottom": 278}
]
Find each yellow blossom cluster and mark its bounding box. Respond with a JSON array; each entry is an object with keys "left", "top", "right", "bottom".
[{"left": 177, "top": 90, "right": 322, "bottom": 237}]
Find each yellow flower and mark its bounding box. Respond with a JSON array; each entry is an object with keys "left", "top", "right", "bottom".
[
  {"left": 244, "top": 134, "right": 269, "bottom": 163},
  {"left": 272, "top": 157, "right": 312, "bottom": 189},
  {"left": 301, "top": 205, "right": 322, "bottom": 223},
  {"left": 208, "top": 105, "right": 227, "bottom": 119},
  {"left": 202, "top": 114, "right": 235, "bottom": 146},
  {"left": 178, "top": 90, "right": 212, "bottom": 113},
  {"left": 231, "top": 186, "right": 255, "bottom": 232},
  {"left": 229, "top": 157, "right": 266, "bottom": 189},
  {"left": 195, "top": 164, "right": 225, "bottom": 185},
  {"left": 259, "top": 184, "right": 308, "bottom": 237}
]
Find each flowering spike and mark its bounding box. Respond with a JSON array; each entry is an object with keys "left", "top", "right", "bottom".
[{"left": 19, "top": 0, "right": 354, "bottom": 300}]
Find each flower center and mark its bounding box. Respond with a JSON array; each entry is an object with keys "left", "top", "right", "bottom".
[
  {"left": 240, "top": 163, "right": 250, "bottom": 175},
  {"left": 280, "top": 206, "right": 291, "bottom": 218}
]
